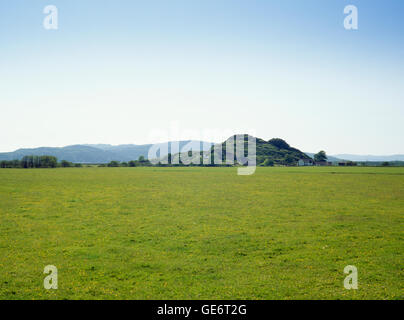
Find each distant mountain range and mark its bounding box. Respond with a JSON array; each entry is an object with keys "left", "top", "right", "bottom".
[
  {"left": 0, "top": 136, "right": 312, "bottom": 165},
  {"left": 304, "top": 153, "right": 343, "bottom": 162},
  {"left": 0, "top": 139, "right": 402, "bottom": 164},
  {"left": 331, "top": 154, "right": 404, "bottom": 162},
  {"left": 0, "top": 141, "right": 214, "bottom": 164},
  {"left": 305, "top": 153, "right": 404, "bottom": 162}
]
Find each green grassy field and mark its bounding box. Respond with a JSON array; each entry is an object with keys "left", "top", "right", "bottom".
[{"left": 0, "top": 167, "right": 403, "bottom": 300}]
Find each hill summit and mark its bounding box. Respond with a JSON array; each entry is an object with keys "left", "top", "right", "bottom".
[{"left": 215, "top": 135, "right": 311, "bottom": 165}]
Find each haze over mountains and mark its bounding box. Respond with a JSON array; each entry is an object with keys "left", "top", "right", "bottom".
[
  {"left": 331, "top": 154, "right": 404, "bottom": 162},
  {"left": 0, "top": 139, "right": 402, "bottom": 163},
  {"left": 0, "top": 141, "right": 214, "bottom": 164},
  {"left": 305, "top": 153, "right": 404, "bottom": 162},
  {"left": 304, "top": 153, "right": 342, "bottom": 162}
]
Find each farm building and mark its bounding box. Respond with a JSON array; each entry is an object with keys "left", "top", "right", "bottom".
[{"left": 297, "top": 159, "right": 314, "bottom": 166}]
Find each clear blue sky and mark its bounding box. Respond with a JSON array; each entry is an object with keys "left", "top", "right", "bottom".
[{"left": 1, "top": 0, "right": 403, "bottom": 154}]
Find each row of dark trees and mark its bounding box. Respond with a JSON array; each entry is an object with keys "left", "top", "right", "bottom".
[
  {"left": 1, "top": 154, "right": 398, "bottom": 169},
  {"left": 0, "top": 156, "right": 82, "bottom": 168},
  {"left": 0, "top": 156, "right": 58, "bottom": 168},
  {"left": 102, "top": 156, "right": 153, "bottom": 167}
]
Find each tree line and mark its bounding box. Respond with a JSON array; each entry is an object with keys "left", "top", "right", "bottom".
[
  {"left": 100, "top": 156, "right": 153, "bottom": 167},
  {"left": 2, "top": 153, "right": 398, "bottom": 169},
  {"left": 0, "top": 155, "right": 155, "bottom": 168},
  {"left": 0, "top": 156, "right": 82, "bottom": 168}
]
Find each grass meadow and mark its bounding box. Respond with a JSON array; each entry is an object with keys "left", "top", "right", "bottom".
[{"left": 0, "top": 167, "right": 403, "bottom": 299}]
